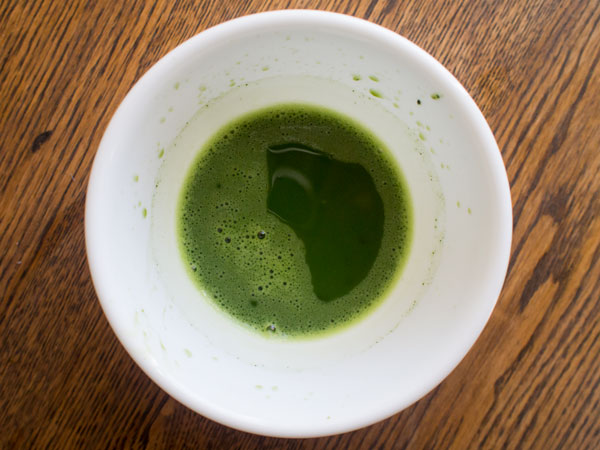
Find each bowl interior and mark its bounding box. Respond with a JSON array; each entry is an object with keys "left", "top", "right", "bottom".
[{"left": 86, "top": 10, "right": 511, "bottom": 437}]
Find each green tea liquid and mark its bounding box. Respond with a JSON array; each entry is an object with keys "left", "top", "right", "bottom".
[{"left": 178, "top": 104, "right": 412, "bottom": 337}]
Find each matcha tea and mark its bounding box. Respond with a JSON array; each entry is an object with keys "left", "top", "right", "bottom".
[{"left": 178, "top": 104, "right": 412, "bottom": 337}]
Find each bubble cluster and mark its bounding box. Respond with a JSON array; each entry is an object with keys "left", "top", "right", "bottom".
[{"left": 177, "top": 104, "right": 412, "bottom": 337}]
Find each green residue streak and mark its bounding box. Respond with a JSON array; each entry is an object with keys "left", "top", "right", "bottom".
[
  {"left": 174, "top": 82, "right": 180, "bottom": 90},
  {"left": 158, "top": 148, "right": 165, "bottom": 159},
  {"left": 177, "top": 104, "right": 412, "bottom": 337},
  {"left": 262, "top": 66, "right": 269, "bottom": 71},
  {"left": 159, "top": 117, "right": 166, "bottom": 124},
  {"left": 431, "top": 93, "right": 441, "bottom": 100},
  {"left": 393, "top": 102, "right": 399, "bottom": 109},
  {"left": 184, "top": 348, "right": 192, "bottom": 357},
  {"left": 229, "top": 80, "right": 236, "bottom": 87},
  {"left": 369, "top": 89, "right": 383, "bottom": 98},
  {"left": 133, "top": 175, "right": 139, "bottom": 182},
  {"left": 142, "top": 208, "right": 147, "bottom": 218},
  {"left": 353, "top": 74, "right": 361, "bottom": 81},
  {"left": 419, "top": 132, "right": 426, "bottom": 141},
  {"left": 468, "top": 208, "right": 472, "bottom": 214},
  {"left": 457, "top": 201, "right": 461, "bottom": 208},
  {"left": 369, "top": 75, "right": 379, "bottom": 82}
]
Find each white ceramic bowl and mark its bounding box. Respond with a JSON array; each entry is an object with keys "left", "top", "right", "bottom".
[{"left": 86, "top": 10, "right": 512, "bottom": 437}]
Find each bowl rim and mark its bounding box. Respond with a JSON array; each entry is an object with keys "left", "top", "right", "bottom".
[{"left": 85, "top": 9, "right": 512, "bottom": 438}]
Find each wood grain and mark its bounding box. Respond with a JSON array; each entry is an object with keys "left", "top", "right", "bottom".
[{"left": 1, "top": 0, "right": 599, "bottom": 448}]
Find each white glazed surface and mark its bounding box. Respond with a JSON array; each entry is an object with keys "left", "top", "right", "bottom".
[{"left": 86, "top": 10, "right": 512, "bottom": 438}]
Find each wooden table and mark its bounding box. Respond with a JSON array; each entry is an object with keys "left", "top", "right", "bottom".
[{"left": 1, "top": 0, "right": 599, "bottom": 448}]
